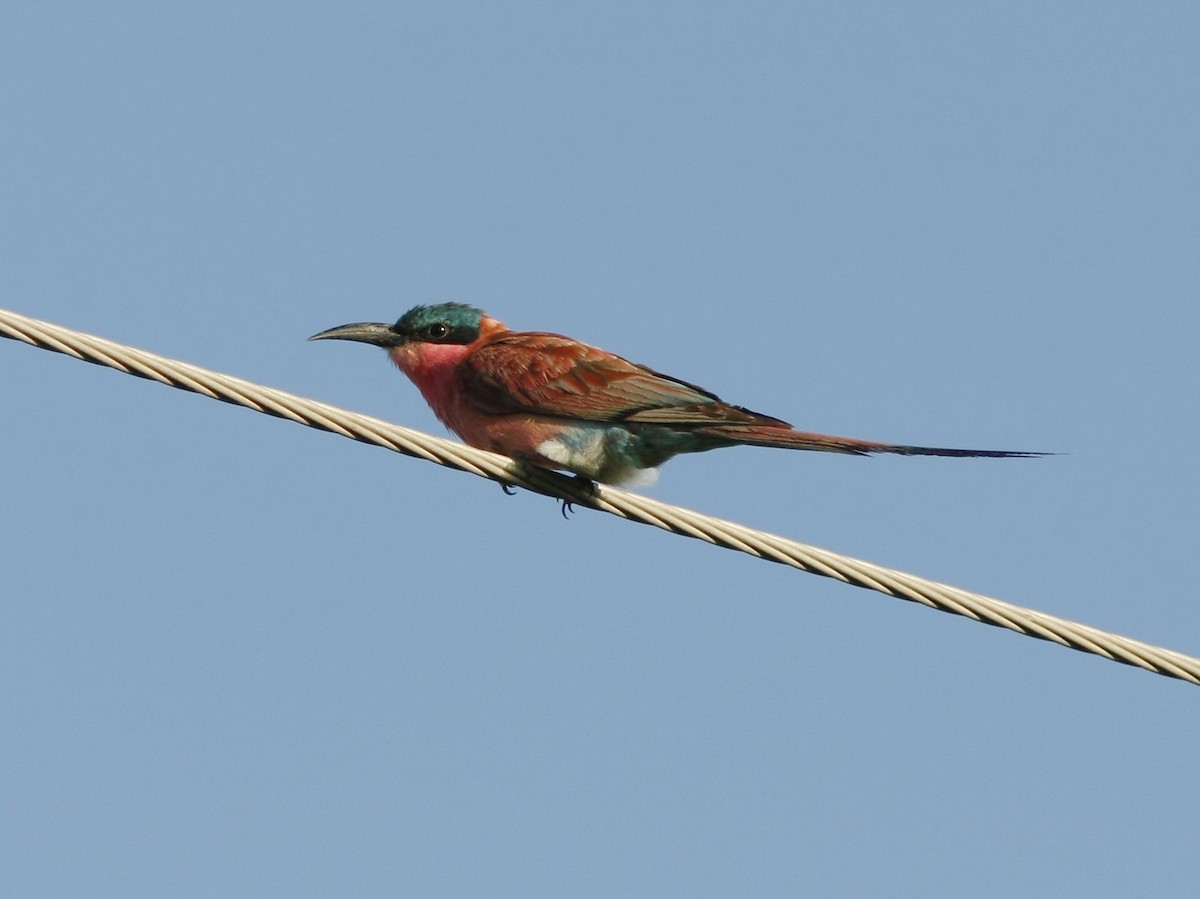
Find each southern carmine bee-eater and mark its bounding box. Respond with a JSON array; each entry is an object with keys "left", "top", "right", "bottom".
[{"left": 310, "top": 303, "right": 1041, "bottom": 487}]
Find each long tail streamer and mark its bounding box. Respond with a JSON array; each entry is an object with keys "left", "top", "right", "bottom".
[{"left": 3, "top": 307, "right": 1197, "bottom": 686}]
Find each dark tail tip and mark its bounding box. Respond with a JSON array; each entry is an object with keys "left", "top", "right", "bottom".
[{"left": 886, "top": 446, "right": 1054, "bottom": 458}]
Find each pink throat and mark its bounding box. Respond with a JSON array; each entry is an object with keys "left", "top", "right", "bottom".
[{"left": 387, "top": 341, "right": 474, "bottom": 424}]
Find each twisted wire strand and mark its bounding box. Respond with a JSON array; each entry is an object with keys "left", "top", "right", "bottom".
[{"left": 3, "top": 306, "right": 1197, "bottom": 687}]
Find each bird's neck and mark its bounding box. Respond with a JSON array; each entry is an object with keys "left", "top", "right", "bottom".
[{"left": 387, "top": 315, "right": 508, "bottom": 422}]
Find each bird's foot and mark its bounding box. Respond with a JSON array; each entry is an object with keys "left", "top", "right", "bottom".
[
  {"left": 559, "top": 475, "right": 598, "bottom": 519},
  {"left": 500, "top": 482, "right": 517, "bottom": 496}
]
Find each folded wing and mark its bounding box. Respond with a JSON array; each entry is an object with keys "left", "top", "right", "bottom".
[{"left": 460, "top": 332, "right": 791, "bottom": 427}]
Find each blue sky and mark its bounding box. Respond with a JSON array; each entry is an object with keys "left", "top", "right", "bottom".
[{"left": 3, "top": 2, "right": 1198, "bottom": 896}]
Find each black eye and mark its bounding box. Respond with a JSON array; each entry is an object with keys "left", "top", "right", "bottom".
[{"left": 427, "top": 322, "right": 450, "bottom": 340}]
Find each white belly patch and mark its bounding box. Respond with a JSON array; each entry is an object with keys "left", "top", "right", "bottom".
[{"left": 535, "top": 430, "right": 660, "bottom": 487}]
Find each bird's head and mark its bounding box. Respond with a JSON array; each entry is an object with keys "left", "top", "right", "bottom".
[
  {"left": 310, "top": 302, "right": 492, "bottom": 348},
  {"left": 310, "top": 303, "right": 505, "bottom": 374}
]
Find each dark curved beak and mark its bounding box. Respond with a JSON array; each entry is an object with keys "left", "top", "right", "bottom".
[{"left": 308, "top": 322, "right": 405, "bottom": 348}]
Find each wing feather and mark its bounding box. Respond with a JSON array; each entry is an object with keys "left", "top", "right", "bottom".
[{"left": 460, "top": 333, "right": 791, "bottom": 427}]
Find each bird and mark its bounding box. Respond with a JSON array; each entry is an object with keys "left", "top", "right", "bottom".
[{"left": 310, "top": 303, "right": 1042, "bottom": 486}]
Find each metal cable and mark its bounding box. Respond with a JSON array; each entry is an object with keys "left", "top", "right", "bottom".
[{"left": 3, "top": 306, "right": 1197, "bottom": 687}]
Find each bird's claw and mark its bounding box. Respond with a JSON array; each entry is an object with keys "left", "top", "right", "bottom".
[
  {"left": 500, "top": 482, "right": 517, "bottom": 496},
  {"left": 559, "top": 475, "right": 597, "bottom": 519}
]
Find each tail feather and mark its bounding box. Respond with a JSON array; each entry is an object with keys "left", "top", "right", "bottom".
[{"left": 698, "top": 426, "right": 1046, "bottom": 458}]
